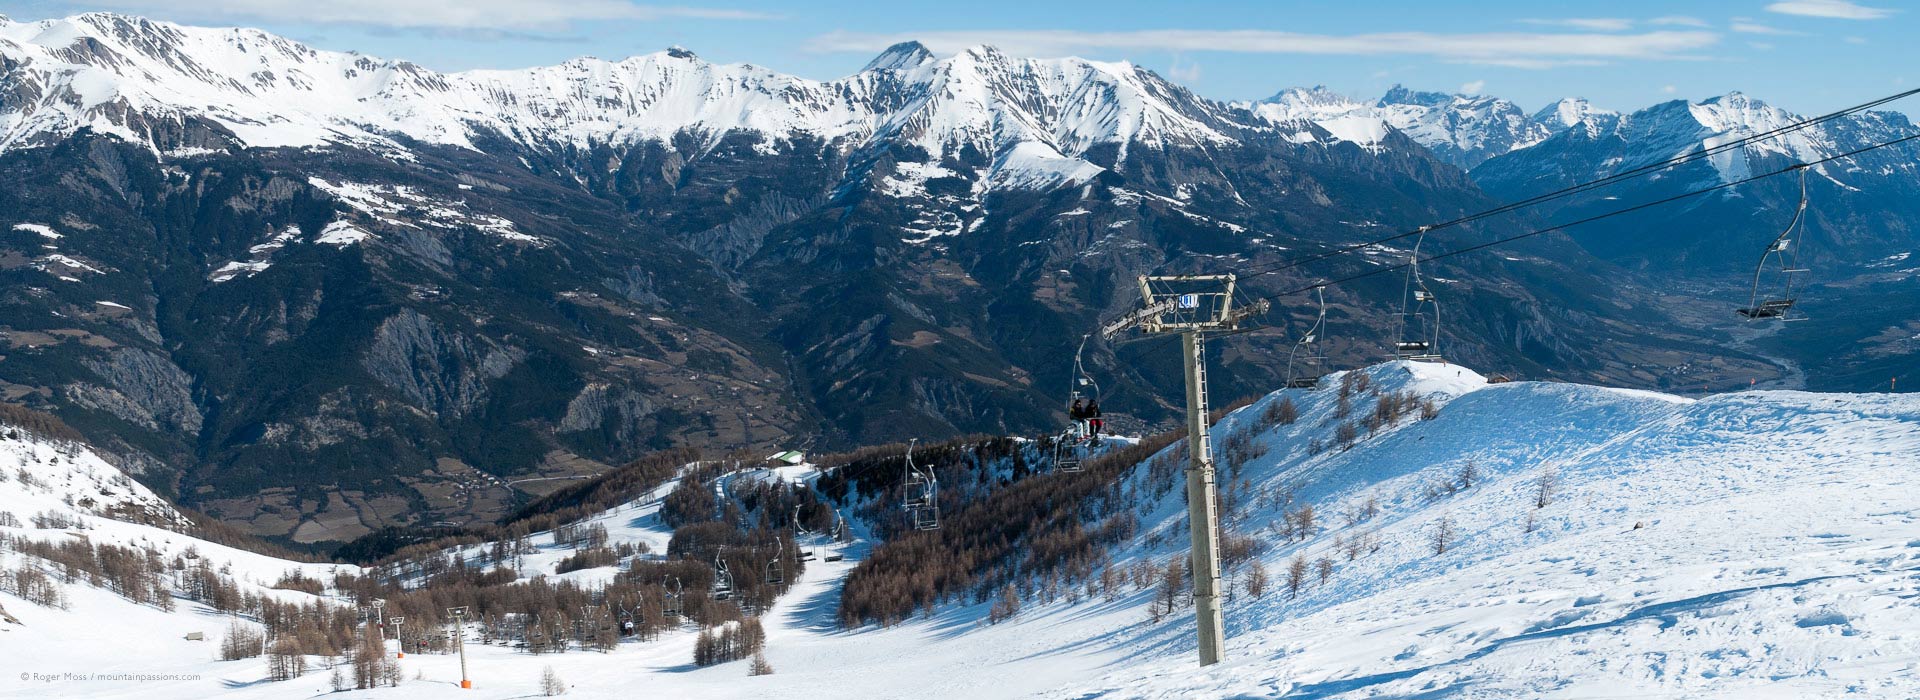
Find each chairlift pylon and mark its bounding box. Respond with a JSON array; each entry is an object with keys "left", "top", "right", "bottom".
[
  {"left": 1739, "top": 166, "right": 1813, "bottom": 322},
  {"left": 1393, "top": 227, "right": 1444, "bottom": 361}
]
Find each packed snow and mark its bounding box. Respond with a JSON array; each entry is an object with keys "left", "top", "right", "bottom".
[
  {"left": 3, "top": 361, "right": 1917, "bottom": 698},
  {"left": 11, "top": 223, "right": 62, "bottom": 240},
  {"left": 314, "top": 220, "right": 371, "bottom": 248}
]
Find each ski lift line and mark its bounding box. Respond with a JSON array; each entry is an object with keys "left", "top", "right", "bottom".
[
  {"left": 1228, "top": 87, "right": 1920, "bottom": 283},
  {"left": 1246, "top": 130, "right": 1920, "bottom": 307}
]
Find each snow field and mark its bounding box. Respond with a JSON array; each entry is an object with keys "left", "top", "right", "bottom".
[{"left": 3, "top": 361, "right": 1917, "bottom": 699}]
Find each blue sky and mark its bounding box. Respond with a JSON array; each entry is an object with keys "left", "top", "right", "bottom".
[{"left": 5, "top": 0, "right": 1912, "bottom": 115}]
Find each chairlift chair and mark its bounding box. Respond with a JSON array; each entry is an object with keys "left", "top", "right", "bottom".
[
  {"left": 793, "top": 504, "right": 812, "bottom": 535},
  {"left": 1055, "top": 429, "right": 1085, "bottom": 472},
  {"left": 901, "top": 439, "right": 940, "bottom": 529},
  {"left": 765, "top": 543, "right": 786, "bottom": 585},
  {"left": 1739, "top": 166, "right": 1814, "bottom": 322},
  {"left": 1392, "top": 229, "right": 1445, "bottom": 361},
  {"left": 1285, "top": 286, "right": 1331, "bottom": 389},
  {"left": 910, "top": 503, "right": 940, "bottom": 531},
  {"left": 662, "top": 577, "right": 683, "bottom": 619},
  {"left": 1056, "top": 333, "right": 1101, "bottom": 473},
  {"left": 712, "top": 555, "right": 734, "bottom": 601},
  {"left": 1737, "top": 298, "right": 1797, "bottom": 319}
]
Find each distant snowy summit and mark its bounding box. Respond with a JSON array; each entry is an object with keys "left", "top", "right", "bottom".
[
  {"left": 1249, "top": 85, "right": 1917, "bottom": 179},
  {"left": 1249, "top": 85, "right": 1588, "bottom": 167}
]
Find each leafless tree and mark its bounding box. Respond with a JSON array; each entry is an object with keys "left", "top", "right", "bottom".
[
  {"left": 542, "top": 665, "right": 568, "bottom": 695},
  {"left": 1430, "top": 516, "right": 1456, "bottom": 555},
  {"left": 1534, "top": 469, "right": 1559, "bottom": 509},
  {"left": 1286, "top": 556, "right": 1309, "bottom": 598},
  {"left": 1244, "top": 564, "right": 1269, "bottom": 598}
]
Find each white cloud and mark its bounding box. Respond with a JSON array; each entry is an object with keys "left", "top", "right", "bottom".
[
  {"left": 1650, "top": 16, "right": 1713, "bottom": 28},
  {"left": 1519, "top": 18, "right": 1634, "bottom": 31},
  {"left": 1748, "top": 41, "right": 1777, "bottom": 50},
  {"left": 1730, "top": 19, "right": 1800, "bottom": 35},
  {"left": 1765, "top": 0, "right": 1896, "bottom": 20},
  {"left": 1663, "top": 85, "right": 1678, "bottom": 94},
  {"left": 1459, "top": 79, "right": 1486, "bottom": 94},
  {"left": 807, "top": 29, "right": 1721, "bottom": 69},
  {"left": 88, "top": 0, "right": 777, "bottom": 31},
  {"left": 1844, "top": 35, "right": 1870, "bottom": 44}
]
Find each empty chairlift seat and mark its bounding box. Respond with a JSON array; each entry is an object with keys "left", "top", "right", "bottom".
[{"left": 1737, "top": 298, "right": 1796, "bottom": 319}]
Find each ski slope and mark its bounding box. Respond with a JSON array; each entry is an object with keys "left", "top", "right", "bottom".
[{"left": 3, "top": 361, "right": 1918, "bottom": 699}]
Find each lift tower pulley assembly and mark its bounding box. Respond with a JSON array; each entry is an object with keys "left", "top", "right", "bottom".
[{"left": 1102, "top": 273, "right": 1267, "bottom": 667}]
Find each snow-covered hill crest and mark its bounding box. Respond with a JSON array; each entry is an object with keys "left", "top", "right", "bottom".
[
  {"left": 1053, "top": 361, "right": 1920, "bottom": 698},
  {"left": 0, "top": 421, "right": 183, "bottom": 531}
]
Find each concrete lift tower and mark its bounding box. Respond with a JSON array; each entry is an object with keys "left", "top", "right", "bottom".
[{"left": 1102, "top": 273, "right": 1267, "bottom": 667}]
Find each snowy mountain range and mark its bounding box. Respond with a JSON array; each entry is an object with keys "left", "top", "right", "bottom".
[
  {"left": 1251, "top": 85, "right": 1581, "bottom": 169},
  {"left": 1251, "top": 84, "right": 1919, "bottom": 181},
  {"left": 0, "top": 13, "right": 1261, "bottom": 193},
  {"left": 17, "top": 13, "right": 1905, "bottom": 195},
  {"left": 7, "top": 12, "right": 1912, "bottom": 239}
]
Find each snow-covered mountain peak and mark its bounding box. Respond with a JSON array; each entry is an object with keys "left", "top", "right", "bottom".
[
  {"left": 1688, "top": 91, "right": 1797, "bottom": 133},
  {"left": 862, "top": 40, "right": 935, "bottom": 72},
  {"left": 1259, "top": 85, "right": 1368, "bottom": 116},
  {"left": 1378, "top": 84, "right": 1457, "bottom": 108},
  {"left": 1533, "top": 96, "right": 1617, "bottom": 130}
]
